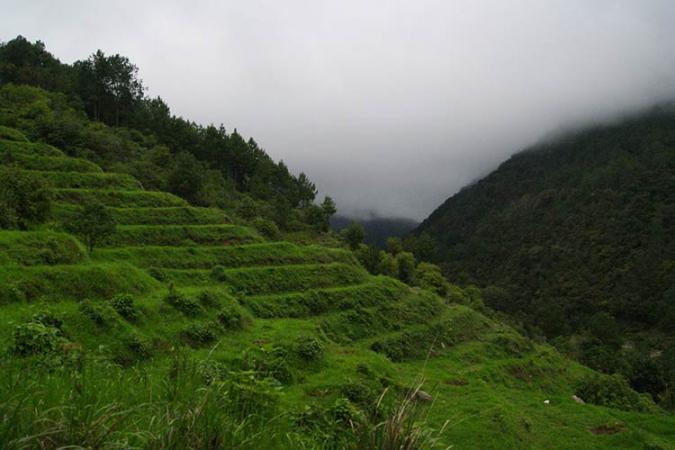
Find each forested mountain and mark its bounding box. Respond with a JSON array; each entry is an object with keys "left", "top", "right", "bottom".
[{"left": 417, "top": 108, "right": 675, "bottom": 402}]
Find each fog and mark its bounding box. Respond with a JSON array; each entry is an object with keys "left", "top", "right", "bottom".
[{"left": 3, "top": 0, "right": 675, "bottom": 219}]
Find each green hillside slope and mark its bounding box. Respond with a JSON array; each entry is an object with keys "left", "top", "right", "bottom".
[{"left": 0, "top": 128, "right": 673, "bottom": 449}]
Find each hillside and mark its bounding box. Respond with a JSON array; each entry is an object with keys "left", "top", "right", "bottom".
[
  {"left": 0, "top": 36, "right": 674, "bottom": 449},
  {"left": 0, "top": 130, "right": 674, "bottom": 448},
  {"left": 416, "top": 108, "right": 675, "bottom": 407}
]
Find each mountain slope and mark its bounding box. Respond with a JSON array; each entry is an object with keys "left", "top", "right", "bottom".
[
  {"left": 0, "top": 128, "right": 674, "bottom": 448},
  {"left": 416, "top": 108, "right": 675, "bottom": 403}
]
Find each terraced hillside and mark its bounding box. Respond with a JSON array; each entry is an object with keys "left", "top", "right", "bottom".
[{"left": 1, "top": 129, "right": 674, "bottom": 449}]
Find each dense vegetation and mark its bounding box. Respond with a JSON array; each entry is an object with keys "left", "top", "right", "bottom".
[
  {"left": 0, "top": 35, "right": 674, "bottom": 448},
  {"left": 416, "top": 108, "right": 675, "bottom": 408}
]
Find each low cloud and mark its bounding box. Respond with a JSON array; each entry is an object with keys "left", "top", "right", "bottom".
[{"left": 3, "top": 0, "right": 675, "bottom": 219}]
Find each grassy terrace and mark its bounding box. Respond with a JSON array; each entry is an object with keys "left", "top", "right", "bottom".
[
  {"left": 103, "top": 224, "right": 262, "bottom": 247},
  {"left": 52, "top": 204, "right": 231, "bottom": 225},
  {"left": 22, "top": 170, "right": 142, "bottom": 189},
  {"left": 53, "top": 188, "right": 188, "bottom": 207},
  {"left": 94, "top": 242, "right": 356, "bottom": 268}
]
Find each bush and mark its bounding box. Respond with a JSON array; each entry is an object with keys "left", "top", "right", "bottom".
[
  {"left": 294, "top": 336, "right": 324, "bottom": 362},
  {"left": 31, "top": 311, "right": 63, "bottom": 331},
  {"left": 79, "top": 300, "right": 111, "bottom": 326},
  {"left": 12, "top": 322, "right": 60, "bottom": 356},
  {"left": 414, "top": 262, "right": 450, "bottom": 297},
  {"left": 216, "top": 303, "right": 248, "bottom": 330},
  {"left": 575, "top": 373, "right": 657, "bottom": 412},
  {"left": 164, "top": 287, "right": 202, "bottom": 317},
  {"left": 0, "top": 165, "right": 51, "bottom": 229},
  {"left": 197, "top": 290, "right": 221, "bottom": 309},
  {"left": 252, "top": 217, "right": 280, "bottom": 240},
  {"left": 111, "top": 293, "right": 138, "bottom": 321},
  {"left": 181, "top": 322, "right": 219, "bottom": 347}
]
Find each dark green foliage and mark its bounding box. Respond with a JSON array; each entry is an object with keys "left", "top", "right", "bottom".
[
  {"left": 181, "top": 322, "right": 219, "bottom": 347},
  {"left": 0, "top": 165, "right": 51, "bottom": 229},
  {"left": 216, "top": 303, "right": 249, "bottom": 330},
  {"left": 164, "top": 287, "right": 202, "bottom": 317},
  {"left": 79, "top": 299, "right": 112, "bottom": 327},
  {"left": 340, "top": 222, "right": 365, "bottom": 250},
  {"left": 12, "top": 322, "right": 61, "bottom": 356},
  {"left": 31, "top": 311, "right": 63, "bottom": 331},
  {"left": 251, "top": 217, "right": 280, "bottom": 240},
  {"left": 395, "top": 251, "right": 416, "bottom": 284},
  {"left": 293, "top": 336, "right": 324, "bottom": 362},
  {"left": 111, "top": 293, "right": 138, "bottom": 321},
  {"left": 65, "top": 202, "right": 116, "bottom": 253},
  {"left": 414, "top": 262, "right": 450, "bottom": 297},
  {"left": 575, "top": 373, "right": 657, "bottom": 412},
  {"left": 417, "top": 108, "right": 675, "bottom": 336}
]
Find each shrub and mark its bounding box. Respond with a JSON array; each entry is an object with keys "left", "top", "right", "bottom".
[
  {"left": 181, "top": 322, "right": 219, "bottom": 347},
  {"left": 210, "top": 265, "right": 227, "bottom": 282},
  {"left": 252, "top": 217, "right": 280, "bottom": 240},
  {"left": 575, "top": 373, "right": 657, "bottom": 412},
  {"left": 79, "top": 300, "right": 110, "bottom": 326},
  {"left": 216, "top": 303, "right": 248, "bottom": 330},
  {"left": 414, "top": 262, "right": 450, "bottom": 297},
  {"left": 65, "top": 201, "right": 116, "bottom": 253},
  {"left": 0, "top": 165, "right": 51, "bottom": 229},
  {"left": 111, "top": 293, "right": 138, "bottom": 320},
  {"left": 31, "top": 311, "right": 63, "bottom": 331},
  {"left": 12, "top": 322, "right": 60, "bottom": 356},
  {"left": 294, "top": 336, "right": 324, "bottom": 362},
  {"left": 197, "top": 290, "right": 221, "bottom": 309},
  {"left": 164, "top": 287, "right": 202, "bottom": 317}
]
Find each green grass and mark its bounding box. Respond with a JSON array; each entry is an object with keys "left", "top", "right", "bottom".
[
  {"left": 0, "top": 262, "right": 160, "bottom": 303},
  {"left": 95, "top": 242, "right": 355, "bottom": 268},
  {"left": 53, "top": 188, "right": 188, "bottom": 207},
  {"left": 52, "top": 204, "right": 231, "bottom": 225},
  {"left": 0, "top": 127, "right": 28, "bottom": 142},
  {"left": 0, "top": 231, "right": 87, "bottom": 265},
  {"left": 150, "top": 262, "right": 369, "bottom": 295},
  {"left": 0, "top": 154, "right": 101, "bottom": 172},
  {"left": 0, "top": 138, "right": 63, "bottom": 156},
  {"left": 241, "top": 276, "right": 408, "bottom": 318},
  {"left": 23, "top": 170, "right": 142, "bottom": 189},
  {"left": 102, "top": 224, "right": 262, "bottom": 247}
]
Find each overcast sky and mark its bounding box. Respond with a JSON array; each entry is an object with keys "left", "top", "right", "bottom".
[{"left": 3, "top": 1, "right": 675, "bottom": 219}]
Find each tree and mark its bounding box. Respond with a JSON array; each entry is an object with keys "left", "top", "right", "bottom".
[
  {"left": 414, "top": 262, "right": 450, "bottom": 297},
  {"left": 74, "top": 50, "right": 144, "bottom": 126},
  {"left": 396, "top": 252, "right": 416, "bottom": 284},
  {"left": 0, "top": 165, "right": 51, "bottom": 229},
  {"left": 386, "top": 237, "right": 403, "bottom": 255},
  {"left": 341, "top": 222, "right": 365, "bottom": 250},
  {"left": 66, "top": 202, "right": 116, "bottom": 253}
]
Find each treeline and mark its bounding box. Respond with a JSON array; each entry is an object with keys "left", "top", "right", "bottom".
[{"left": 0, "top": 36, "right": 330, "bottom": 231}]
